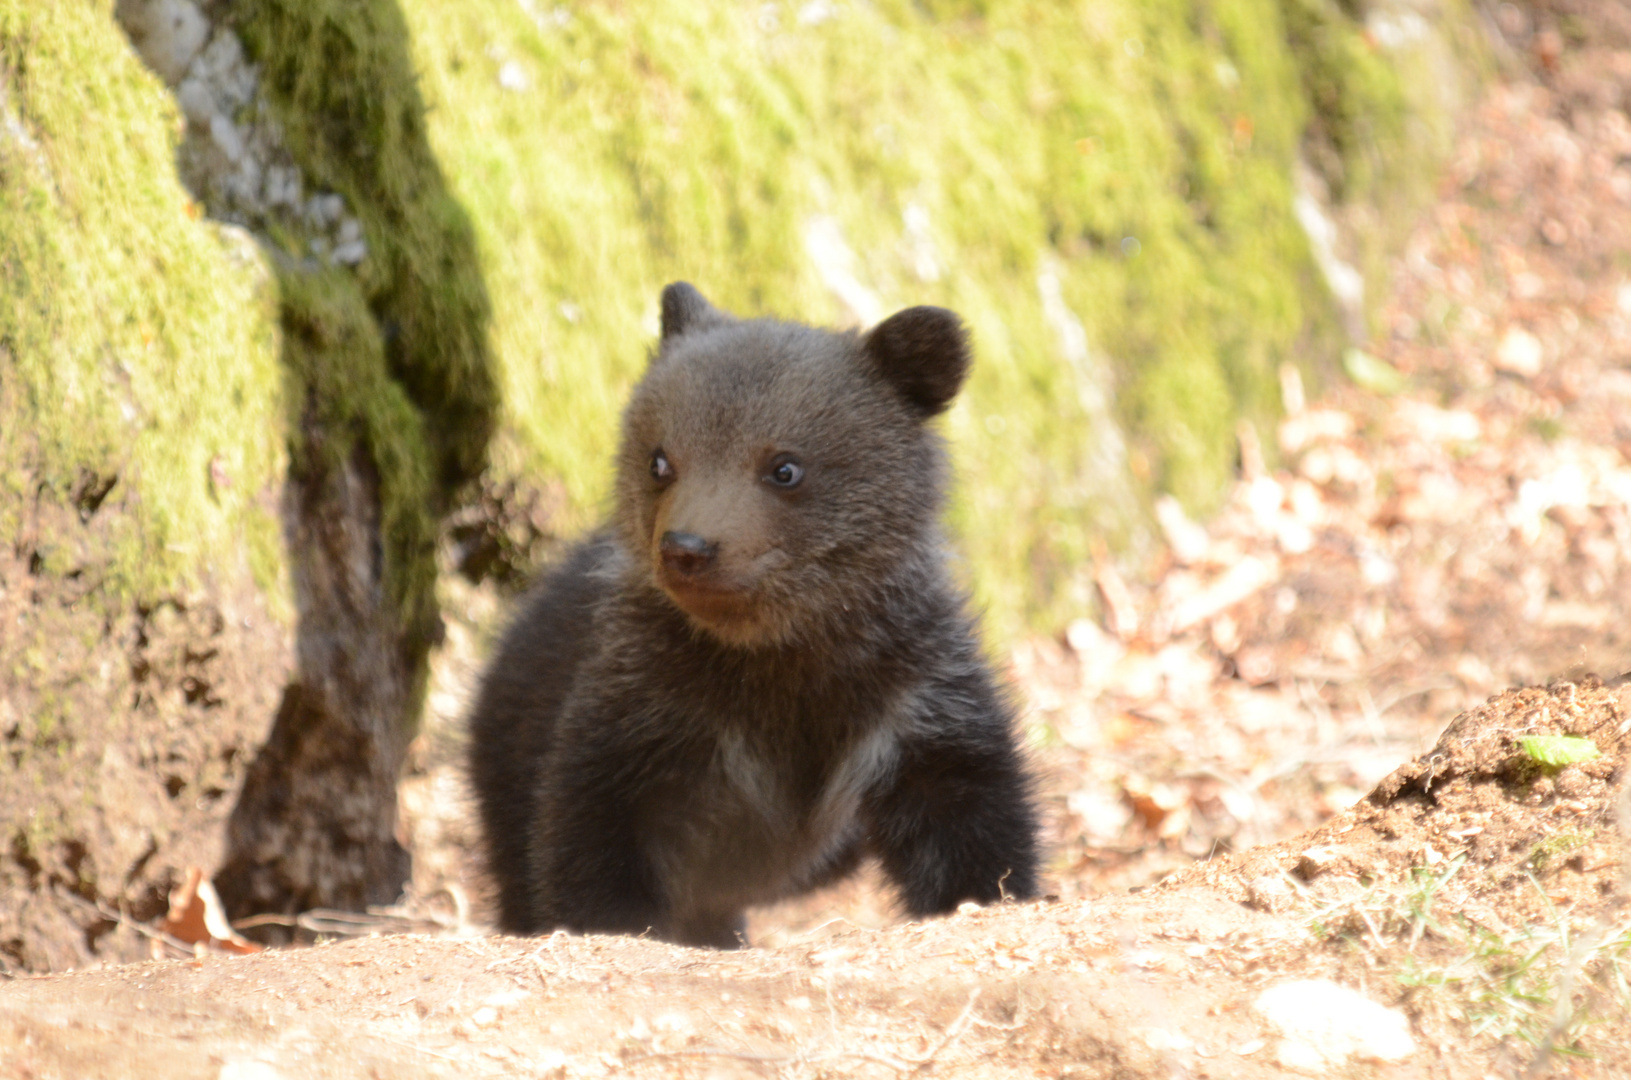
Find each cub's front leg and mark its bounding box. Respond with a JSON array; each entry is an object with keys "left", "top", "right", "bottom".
[
  {"left": 527, "top": 724, "right": 749, "bottom": 947},
  {"left": 863, "top": 676, "right": 1038, "bottom": 916},
  {"left": 523, "top": 728, "right": 674, "bottom": 940}
]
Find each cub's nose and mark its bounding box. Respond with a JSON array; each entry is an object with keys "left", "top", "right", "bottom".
[{"left": 660, "top": 531, "right": 718, "bottom": 577}]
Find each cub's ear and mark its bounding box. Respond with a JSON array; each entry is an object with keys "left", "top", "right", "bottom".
[
  {"left": 660, "top": 282, "right": 731, "bottom": 341},
  {"left": 863, "top": 305, "right": 971, "bottom": 418}
]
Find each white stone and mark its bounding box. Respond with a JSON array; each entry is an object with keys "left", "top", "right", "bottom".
[
  {"left": 1495, "top": 326, "right": 1543, "bottom": 377},
  {"left": 264, "top": 165, "right": 302, "bottom": 208},
  {"left": 194, "top": 31, "right": 254, "bottom": 110},
  {"left": 332, "top": 239, "right": 368, "bottom": 266},
  {"left": 307, "top": 193, "right": 345, "bottom": 228},
  {"left": 174, "top": 75, "right": 217, "bottom": 126},
  {"left": 121, "top": 0, "right": 210, "bottom": 85},
  {"left": 209, "top": 112, "right": 245, "bottom": 163},
  {"left": 217, "top": 1059, "right": 285, "bottom": 1080},
  {"left": 1254, "top": 979, "right": 1415, "bottom": 1073}
]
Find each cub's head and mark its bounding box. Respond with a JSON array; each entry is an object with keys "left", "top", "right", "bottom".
[{"left": 613, "top": 282, "right": 972, "bottom": 648}]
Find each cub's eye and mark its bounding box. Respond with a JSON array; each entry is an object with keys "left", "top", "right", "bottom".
[
  {"left": 766, "top": 455, "right": 804, "bottom": 488},
  {"left": 650, "top": 449, "right": 674, "bottom": 482}
]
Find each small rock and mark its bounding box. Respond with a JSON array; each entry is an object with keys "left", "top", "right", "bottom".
[
  {"left": 122, "top": 0, "right": 210, "bottom": 85},
  {"left": 194, "top": 31, "right": 255, "bottom": 110},
  {"left": 307, "top": 193, "right": 345, "bottom": 228},
  {"left": 230, "top": 155, "right": 263, "bottom": 208},
  {"left": 209, "top": 112, "right": 244, "bottom": 163},
  {"left": 264, "top": 165, "right": 302, "bottom": 208},
  {"left": 175, "top": 76, "right": 216, "bottom": 126},
  {"left": 1555, "top": 764, "right": 1592, "bottom": 800},
  {"left": 1255, "top": 979, "right": 1415, "bottom": 1074},
  {"left": 1245, "top": 874, "right": 1296, "bottom": 913},
  {"left": 1295, "top": 845, "right": 1343, "bottom": 879},
  {"left": 332, "top": 239, "right": 368, "bottom": 266},
  {"left": 1494, "top": 326, "right": 1543, "bottom": 377}
]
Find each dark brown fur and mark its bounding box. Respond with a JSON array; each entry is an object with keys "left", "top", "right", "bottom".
[{"left": 467, "top": 283, "right": 1038, "bottom": 947}]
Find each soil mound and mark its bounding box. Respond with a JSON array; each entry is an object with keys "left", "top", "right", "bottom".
[
  {"left": 1179, "top": 678, "right": 1628, "bottom": 909},
  {"left": 3, "top": 684, "right": 1626, "bottom": 1078}
]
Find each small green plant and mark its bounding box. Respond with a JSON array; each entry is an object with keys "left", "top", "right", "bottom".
[
  {"left": 1518, "top": 735, "right": 1600, "bottom": 769},
  {"left": 1312, "top": 860, "right": 1631, "bottom": 1058},
  {"left": 1528, "top": 415, "right": 1566, "bottom": 443},
  {"left": 1528, "top": 832, "right": 1594, "bottom": 873}
]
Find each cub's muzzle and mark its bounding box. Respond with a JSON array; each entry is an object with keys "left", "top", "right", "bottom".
[{"left": 660, "top": 530, "right": 718, "bottom": 578}]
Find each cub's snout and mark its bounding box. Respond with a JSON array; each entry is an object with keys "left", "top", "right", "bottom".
[{"left": 658, "top": 530, "right": 717, "bottom": 577}]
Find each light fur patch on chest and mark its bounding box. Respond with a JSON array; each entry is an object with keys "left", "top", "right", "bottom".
[
  {"left": 810, "top": 723, "right": 902, "bottom": 838},
  {"left": 715, "top": 728, "right": 783, "bottom": 821}
]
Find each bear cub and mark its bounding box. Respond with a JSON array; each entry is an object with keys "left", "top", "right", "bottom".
[{"left": 467, "top": 283, "right": 1038, "bottom": 947}]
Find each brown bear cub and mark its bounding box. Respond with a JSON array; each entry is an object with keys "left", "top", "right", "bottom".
[{"left": 467, "top": 283, "right": 1038, "bottom": 948}]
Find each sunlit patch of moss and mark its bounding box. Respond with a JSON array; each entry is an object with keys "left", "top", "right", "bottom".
[
  {"left": 7, "top": 0, "right": 1458, "bottom": 642},
  {"left": 274, "top": 266, "right": 441, "bottom": 647},
  {"left": 233, "top": 0, "right": 497, "bottom": 501},
  {"left": 226, "top": 0, "right": 498, "bottom": 658},
  {"left": 0, "top": 0, "right": 287, "bottom": 611},
  {"left": 393, "top": 0, "right": 1466, "bottom": 636}
]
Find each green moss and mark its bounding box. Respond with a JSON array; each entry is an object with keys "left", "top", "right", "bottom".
[
  {"left": 233, "top": 0, "right": 497, "bottom": 501},
  {"left": 0, "top": 0, "right": 288, "bottom": 611},
  {"left": 5, "top": 0, "right": 1466, "bottom": 643},
  {"left": 274, "top": 267, "right": 440, "bottom": 644},
  {"left": 390, "top": 0, "right": 1464, "bottom": 634},
  {"left": 220, "top": 0, "right": 498, "bottom": 666}
]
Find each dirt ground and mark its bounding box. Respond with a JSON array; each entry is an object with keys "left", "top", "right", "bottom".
[{"left": 6, "top": 4, "right": 1631, "bottom": 1078}]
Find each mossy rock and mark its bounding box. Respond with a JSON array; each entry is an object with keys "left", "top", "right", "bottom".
[
  {"left": 0, "top": 0, "right": 293, "bottom": 969},
  {"left": 0, "top": 0, "right": 1480, "bottom": 968},
  {"left": 396, "top": 0, "right": 1478, "bottom": 635}
]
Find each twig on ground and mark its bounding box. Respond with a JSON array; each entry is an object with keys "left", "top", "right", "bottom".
[
  {"left": 56, "top": 888, "right": 195, "bottom": 958},
  {"left": 371, "top": 1034, "right": 467, "bottom": 1064},
  {"left": 911, "top": 987, "right": 983, "bottom": 1071}
]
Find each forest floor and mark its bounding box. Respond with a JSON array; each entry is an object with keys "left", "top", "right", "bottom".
[{"left": 7, "top": 4, "right": 1631, "bottom": 1078}]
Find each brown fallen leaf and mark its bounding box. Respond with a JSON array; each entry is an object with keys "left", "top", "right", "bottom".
[{"left": 153, "top": 866, "right": 261, "bottom": 959}]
